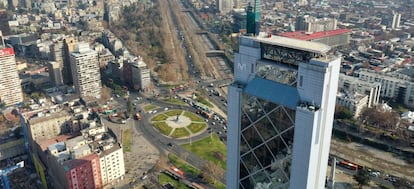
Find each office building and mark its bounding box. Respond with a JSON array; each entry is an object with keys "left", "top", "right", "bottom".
[
  {"left": 62, "top": 37, "right": 77, "bottom": 85},
  {"left": 233, "top": 9, "right": 247, "bottom": 33},
  {"left": 131, "top": 56, "right": 150, "bottom": 91},
  {"left": 0, "top": 47, "right": 24, "bottom": 106},
  {"left": 217, "top": 0, "right": 232, "bottom": 15},
  {"left": 227, "top": 33, "right": 340, "bottom": 188},
  {"left": 246, "top": 0, "right": 260, "bottom": 35},
  {"left": 70, "top": 43, "right": 102, "bottom": 99},
  {"left": 0, "top": 9, "right": 11, "bottom": 36},
  {"left": 295, "top": 15, "right": 337, "bottom": 33},
  {"left": 48, "top": 61, "right": 64, "bottom": 86}
]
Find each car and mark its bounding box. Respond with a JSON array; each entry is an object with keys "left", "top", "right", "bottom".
[
  {"left": 164, "top": 107, "right": 169, "bottom": 111},
  {"left": 153, "top": 110, "right": 157, "bottom": 114},
  {"left": 167, "top": 143, "right": 174, "bottom": 147},
  {"left": 148, "top": 110, "right": 153, "bottom": 114}
]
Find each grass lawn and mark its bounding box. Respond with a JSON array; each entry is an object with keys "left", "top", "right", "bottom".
[
  {"left": 171, "top": 128, "right": 190, "bottom": 138},
  {"left": 152, "top": 114, "right": 169, "bottom": 121},
  {"left": 122, "top": 129, "right": 132, "bottom": 152},
  {"left": 197, "top": 96, "right": 213, "bottom": 107},
  {"left": 213, "top": 182, "right": 226, "bottom": 189},
  {"left": 182, "top": 135, "right": 227, "bottom": 169},
  {"left": 188, "top": 123, "right": 207, "bottom": 133},
  {"left": 168, "top": 154, "right": 202, "bottom": 176},
  {"left": 164, "top": 98, "right": 186, "bottom": 105},
  {"left": 153, "top": 122, "right": 173, "bottom": 135},
  {"left": 183, "top": 111, "right": 204, "bottom": 122},
  {"left": 165, "top": 109, "right": 183, "bottom": 116},
  {"left": 143, "top": 104, "right": 158, "bottom": 112},
  {"left": 159, "top": 173, "right": 191, "bottom": 189}
]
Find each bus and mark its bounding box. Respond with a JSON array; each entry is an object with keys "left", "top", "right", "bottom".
[{"left": 339, "top": 161, "right": 359, "bottom": 170}]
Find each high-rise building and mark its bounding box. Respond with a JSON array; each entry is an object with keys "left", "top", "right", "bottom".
[
  {"left": 295, "top": 15, "right": 337, "bottom": 33},
  {"left": 217, "top": 0, "right": 232, "bottom": 15},
  {"left": 233, "top": 0, "right": 241, "bottom": 9},
  {"left": 62, "top": 37, "right": 77, "bottom": 85},
  {"left": 233, "top": 9, "right": 247, "bottom": 33},
  {"left": 131, "top": 56, "right": 150, "bottom": 92},
  {"left": 70, "top": 43, "right": 102, "bottom": 99},
  {"left": 0, "top": 9, "right": 11, "bottom": 36},
  {"left": 48, "top": 61, "right": 64, "bottom": 86},
  {"left": 391, "top": 12, "right": 401, "bottom": 29},
  {"left": 0, "top": 47, "right": 23, "bottom": 106},
  {"left": 227, "top": 34, "right": 340, "bottom": 189},
  {"left": 246, "top": 0, "right": 260, "bottom": 35}
]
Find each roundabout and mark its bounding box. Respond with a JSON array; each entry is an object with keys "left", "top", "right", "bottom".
[{"left": 151, "top": 109, "right": 207, "bottom": 138}]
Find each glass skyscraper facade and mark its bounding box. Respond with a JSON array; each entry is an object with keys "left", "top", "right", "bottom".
[{"left": 227, "top": 34, "right": 340, "bottom": 189}]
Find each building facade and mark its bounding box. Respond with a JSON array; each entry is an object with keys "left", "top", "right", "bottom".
[
  {"left": 0, "top": 47, "right": 24, "bottom": 106},
  {"left": 48, "top": 61, "right": 64, "bottom": 86},
  {"left": 70, "top": 43, "right": 102, "bottom": 99},
  {"left": 131, "top": 57, "right": 150, "bottom": 91},
  {"left": 227, "top": 34, "right": 340, "bottom": 189},
  {"left": 295, "top": 15, "right": 337, "bottom": 33}
]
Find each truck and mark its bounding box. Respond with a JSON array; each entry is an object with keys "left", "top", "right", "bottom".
[{"left": 135, "top": 113, "right": 142, "bottom": 120}]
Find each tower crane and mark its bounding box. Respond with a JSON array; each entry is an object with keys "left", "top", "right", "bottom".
[{"left": 0, "top": 161, "right": 24, "bottom": 189}]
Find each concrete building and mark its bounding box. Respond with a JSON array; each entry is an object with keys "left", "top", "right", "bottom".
[
  {"left": 0, "top": 47, "right": 24, "bottom": 106},
  {"left": 391, "top": 12, "right": 401, "bottom": 29},
  {"left": 63, "top": 37, "right": 77, "bottom": 85},
  {"left": 355, "top": 68, "right": 414, "bottom": 107},
  {"left": 99, "top": 145, "right": 125, "bottom": 185},
  {"left": 0, "top": 9, "right": 11, "bottom": 36},
  {"left": 36, "top": 122, "right": 124, "bottom": 189},
  {"left": 217, "top": 0, "right": 232, "bottom": 15},
  {"left": 70, "top": 43, "right": 102, "bottom": 99},
  {"left": 48, "top": 61, "right": 64, "bottom": 86},
  {"left": 295, "top": 15, "right": 337, "bottom": 33},
  {"left": 336, "top": 92, "right": 369, "bottom": 118},
  {"left": 278, "top": 29, "right": 352, "bottom": 48},
  {"left": 233, "top": 9, "right": 247, "bottom": 33},
  {"left": 227, "top": 33, "right": 340, "bottom": 189},
  {"left": 131, "top": 56, "right": 150, "bottom": 91},
  {"left": 338, "top": 74, "right": 381, "bottom": 108},
  {"left": 26, "top": 111, "right": 72, "bottom": 142}
]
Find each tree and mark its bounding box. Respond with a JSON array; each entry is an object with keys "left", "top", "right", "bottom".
[
  {"left": 335, "top": 105, "right": 354, "bottom": 120},
  {"left": 353, "top": 168, "right": 370, "bottom": 189},
  {"left": 126, "top": 98, "right": 133, "bottom": 114},
  {"left": 201, "top": 161, "right": 224, "bottom": 184}
]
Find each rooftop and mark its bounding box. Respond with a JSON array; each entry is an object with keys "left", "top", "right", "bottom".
[
  {"left": 251, "top": 33, "right": 332, "bottom": 54},
  {"left": 278, "top": 29, "right": 352, "bottom": 41}
]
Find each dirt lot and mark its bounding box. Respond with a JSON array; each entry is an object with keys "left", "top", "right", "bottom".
[{"left": 330, "top": 139, "right": 414, "bottom": 181}]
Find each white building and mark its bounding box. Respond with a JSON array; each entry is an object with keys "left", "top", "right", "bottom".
[
  {"left": 336, "top": 92, "right": 369, "bottom": 118},
  {"left": 131, "top": 56, "right": 150, "bottom": 91},
  {"left": 70, "top": 43, "right": 102, "bottom": 99},
  {"left": 0, "top": 47, "right": 24, "bottom": 106},
  {"left": 338, "top": 74, "right": 381, "bottom": 108},
  {"left": 217, "top": 0, "right": 232, "bottom": 15},
  {"left": 227, "top": 33, "right": 340, "bottom": 189},
  {"left": 355, "top": 68, "right": 414, "bottom": 107},
  {"left": 99, "top": 145, "right": 125, "bottom": 185}
]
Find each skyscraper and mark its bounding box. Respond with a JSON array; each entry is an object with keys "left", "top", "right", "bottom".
[
  {"left": 0, "top": 46, "right": 23, "bottom": 106},
  {"left": 70, "top": 43, "right": 102, "bottom": 99},
  {"left": 246, "top": 0, "right": 260, "bottom": 35},
  {"left": 227, "top": 34, "right": 340, "bottom": 189}
]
